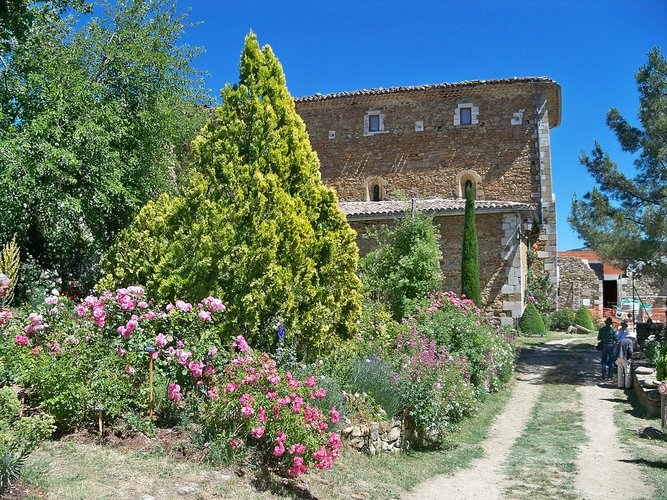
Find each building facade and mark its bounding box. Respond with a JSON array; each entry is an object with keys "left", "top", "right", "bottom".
[{"left": 295, "top": 77, "right": 561, "bottom": 325}]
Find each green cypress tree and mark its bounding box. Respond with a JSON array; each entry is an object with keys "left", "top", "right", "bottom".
[
  {"left": 461, "top": 182, "right": 481, "bottom": 305},
  {"left": 519, "top": 303, "right": 547, "bottom": 335},
  {"left": 99, "top": 33, "right": 362, "bottom": 354}
]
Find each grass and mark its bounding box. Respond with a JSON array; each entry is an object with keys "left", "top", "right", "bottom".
[
  {"left": 516, "top": 330, "right": 595, "bottom": 348},
  {"left": 19, "top": 384, "right": 515, "bottom": 499},
  {"left": 502, "top": 343, "right": 588, "bottom": 499},
  {"left": 612, "top": 388, "right": 667, "bottom": 500}
]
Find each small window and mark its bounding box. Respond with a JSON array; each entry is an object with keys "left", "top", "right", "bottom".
[
  {"left": 460, "top": 107, "right": 472, "bottom": 126},
  {"left": 372, "top": 184, "right": 381, "bottom": 202},
  {"left": 368, "top": 114, "right": 380, "bottom": 133}
]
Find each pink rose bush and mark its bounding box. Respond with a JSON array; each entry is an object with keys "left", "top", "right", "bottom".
[{"left": 201, "top": 337, "right": 343, "bottom": 477}]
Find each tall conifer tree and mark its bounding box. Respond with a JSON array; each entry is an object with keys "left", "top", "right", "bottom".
[
  {"left": 461, "top": 182, "right": 481, "bottom": 305},
  {"left": 99, "top": 34, "right": 362, "bottom": 354}
]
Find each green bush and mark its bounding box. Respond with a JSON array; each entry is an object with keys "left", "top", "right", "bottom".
[
  {"left": 360, "top": 213, "right": 442, "bottom": 320},
  {"left": 574, "top": 306, "right": 594, "bottom": 330},
  {"left": 0, "top": 387, "right": 55, "bottom": 493},
  {"left": 519, "top": 303, "right": 547, "bottom": 336},
  {"left": 346, "top": 357, "right": 405, "bottom": 419},
  {"left": 657, "top": 339, "right": 667, "bottom": 381},
  {"left": 548, "top": 309, "right": 576, "bottom": 331}
]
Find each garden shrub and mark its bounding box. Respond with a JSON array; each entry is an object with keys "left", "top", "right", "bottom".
[
  {"left": 346, "top": 357, "right": 404, "bottom": 420},
  {"left": 548, "top": 309, "right": 576, "bottom": 331},
  {"left": 407, "top": 292, "right": 516, "bottom": 391},
  {"left": 0, "top": 387, "right": 55, "bottom": 493},
  {"left": 200, "top": 340, "right": 343, "bottom": 477},
  {"left": 657, "top": 339, "right": 667, "bottom": 381},
  {"left": 519, "top": 303, "right": 547, "bottom": 336},
  {"left": 98, "top": 34, "right": 362, "bottom": 356},
  {"left": 391, "top": 328, "right": 477, "bottom": 446},
  {"left": 360, "top": 213, "right": 442, "bottom": 320},
  {"left": 574, "top": 306, "right": 594, "bottom": 330}
]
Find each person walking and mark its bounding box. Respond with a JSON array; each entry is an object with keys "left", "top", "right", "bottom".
[
  {"left": 597, "top": 317, "right": 617, "bottom": 379},
  {"left": 615, "top": 329, "right": 636, "bottom": 389}
]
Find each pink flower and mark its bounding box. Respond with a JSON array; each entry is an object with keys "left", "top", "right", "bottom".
[
  {"left": 250, "top": 426, "right": 265, "bottom": 439},
  {"left": 188, "top": 360, "right": 204, "bottom": 378},
  {"left": 239, "top": 393, "right": 255, "bottom": 406},
  {"left": 230, "top": 438, "right": 244, "bottom": 450},
  {"left": 151, "top": 350, "right": 159, "bottom": 360},
  {"left": 207, "top": 387, "right": 220, "bottom": 400},
  {"left": 304, "top": 376, "right": 317, "bottom": 387},
  {"left": 198, "top": 310, "right": 212, "bottom": 322},
  {"left": 232, "top": 335, "right": 251, "bottom": 353},
  {"left": 115, "top": 347, "right": 127, "bottom": 357},
  {"left": 45, "top": 294, "right": 58, "bottom": 306},
  {"left": 330, "top": 407, "right": 340, "bottom": 423},
  {"left": 142, "top": 311, "right": 156, "bottom": 320},
  {"left": 168, "top": 383, "right": 182, "bottom": 400},
  {"left": 15, "top": 334, "right": 29, "bottom": 346},
  {"left": 76, "top": 304, "right": 87, "bottom": 316},
  {"left": 155, "top": 333, "right": 168, "bottom": 348},
  {"left": 138, "top": 301, "right": 149, "bottom": 308},
  {"left": 240, "top": 405, "right": 254, "bottom": 417},
  {"left": 175, "top": 300, "right": 192, "bottom": 313},
  {"left": 207, "top": 346, "right": 218, "bottom": 358},
  {"left": 312, "top": 387, "right": 327, "bottom": 400},
  {"left": 166, "top": 303, "right": 175, "bottom": 312},
  {"left": 273, "top": 442, "right": 285, "bottom": 457},
  {"left": 203, "top": 364, "right": 215, "bottom": 377},
  {"left": 126, "top": 366, "right": 136, "bottom": 376},
  {"left": 257, "top": 406, "right": 267, "bottom": 423},
  {"left": 289, "top": 443, "right": 306, "bottom": 455},
  {"left": 224, "top": 382, "right": 237, "bottom": 393},
  {"left": 288, "top": 456, "right": 308, "bottom": 477}
]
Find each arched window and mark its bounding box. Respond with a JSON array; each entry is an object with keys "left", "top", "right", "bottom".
[
  {"left": 455, "top": 170, "right": 483, "bottom": 199},
  {"left": 372, "top": 184, "right": 381, "bottom": 202}
]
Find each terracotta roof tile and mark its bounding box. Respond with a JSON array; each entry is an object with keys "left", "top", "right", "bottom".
[
  {"left": 295, "top": 77, "right": 557, "bottom": 102},
  {"left": 339, "top": 198, "right": 535, "bottom": 220}
]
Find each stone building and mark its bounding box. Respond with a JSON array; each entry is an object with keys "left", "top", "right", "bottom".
[
  {"left": 558, "top": 249, "right": 667, "bottom": 322},
  {"left": 294, "top": 77, "right": 561, "bottom": 325}
]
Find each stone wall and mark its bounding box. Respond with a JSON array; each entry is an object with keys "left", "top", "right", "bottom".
[
  {"left": 557, "top": 257, "right": 601, "bottom": 310},
  {"left": 340, "top": 418, "right": 404, "bottom": 455},
  {"left": 350, "top": 211, "right": 525, "bottom": 322},
  {"left": 296, "top": 82, "right": 554, "bottom": 205}
]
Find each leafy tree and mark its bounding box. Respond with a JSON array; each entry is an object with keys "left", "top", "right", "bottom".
[
  {"left": 519, "top": 303, "right": 547, "bottom": 336},
  {"left": 461, "top": 182, "right": 481, "bottom": 305},
  {"left": 360, "top": 212, "right": 442, "bottom": 320},
  {"left": 99, "top": 33, "right": 362, "bottom": 355},
  {"left": 570, "top": 48, "right": 667, "bottom": 281},
  {"left": 0, "top": 0, "right": 209, "bottom": 290}
]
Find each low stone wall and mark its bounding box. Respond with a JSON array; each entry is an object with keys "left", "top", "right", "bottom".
[
  {"left": 631, "top": 362, "right": 662, "bottom": 418},
  {"left": 340, "top": 417, "right": 404, "bottom": 455}
]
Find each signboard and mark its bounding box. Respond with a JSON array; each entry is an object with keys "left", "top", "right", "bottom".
[{"left": 658, "top": 383, "right": 667, "bottom": 395}]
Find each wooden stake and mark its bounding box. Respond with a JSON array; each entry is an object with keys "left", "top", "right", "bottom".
[{"left": 149, "top": 357, "right": 154, "bottom": 419}]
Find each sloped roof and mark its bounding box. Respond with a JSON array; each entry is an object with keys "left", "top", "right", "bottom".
[
  {"left": 295, "top": 77, "right": 562, "bottom": 127},
  {"left": 339, "top": 198, "right": 535, "bottom": 221},
  {"left": 558, "top": 249, "right": 625, "bottom": 276}
]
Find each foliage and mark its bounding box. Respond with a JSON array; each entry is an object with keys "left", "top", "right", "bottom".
[
  {"left": 570, "top": 48, "right": 667, "bottom": 282},
  {"left": 643, "top": 335, "right": 663, "bottom": 366},
  {"left": 201, "top": 342, "right": 342, "bottom": 477},
  {"left": 525, "top": 269, "right": 557, "bottom": 315},
  {"left": 0, "top": 0, "right": 210, "bottom": 292},
  {"left": 0, "top": 236, "right": 19, "bottom": 306},
  {"left": 407, "top": 292, "right": 516, "bottom": 390},
  {"left": 657, "top": 338, "right": 667, "bottom": 381},
  {"left": 0, "top": 287, "right": 228, "bottom": 429},
  {"left": 574, "top": 306, "right": 594, "bottom": 331},
  {"left": 98, "top": 33, "right": 362, "bottom": 355},
  {"left": 346, "top": 357, "right": 404, "bottom": 419},
  {"left": 360, "top": 213, "right": 442, "bottom": 320},
  {"left": 391, "top": 327, "right": 477, "bottom": 446},
  {"left": 548, "top": 309, "right": 576, "bottom": 332},
  {"left": 519, "top": 303, "right": 547, "bottom": 336},
  {"left": 0, "top": 387, "right": 55, "bottom": 493},
  {"left": 461, "top": 183, "right": 481, "bottom": 305}
]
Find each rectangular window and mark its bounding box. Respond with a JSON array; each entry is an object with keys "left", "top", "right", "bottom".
[
  {"left": 460, "top": 107, "right": 472, "bottom": 126},
  {"left": 368, "top": 114, "right": 380, "bottom": 132}
]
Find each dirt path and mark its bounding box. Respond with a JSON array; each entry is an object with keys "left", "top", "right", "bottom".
[
  {"left": 575, "top": 384, "right": 652, "bottom": 499},
  {"left": 404, "top": 338, "right": 652, "bottom": 500}
]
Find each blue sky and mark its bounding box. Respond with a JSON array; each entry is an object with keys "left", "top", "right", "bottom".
[{"left": 178, "top": 0, "right": 666, "bottom": 251}]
